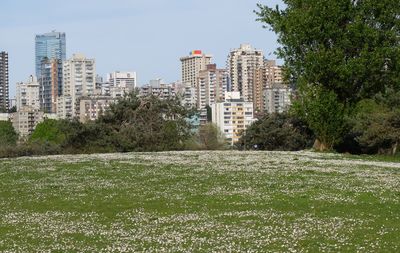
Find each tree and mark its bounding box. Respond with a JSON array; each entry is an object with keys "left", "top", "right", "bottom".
[
  {"left": 238, "top": 113, "right": 314, "bottom": 151},
  {"left": 197, "top": 123, "right": 227, "bottom": 150},
  {"left": 0, "top": 121, "right": 18, "bottom": 146},
  {"left": 99, "top": 92, "right": 192, "bottom": 152},
  {"left": 30, "top": 119, "right": 66, "bottom": 145},
  {"left": 256, "top": 0, "right": 400, "bottom": 150}
]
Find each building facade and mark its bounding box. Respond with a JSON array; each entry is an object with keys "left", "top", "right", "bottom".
[
  {"left": 180, "top": 50, "right": 212, "bottom": 108},
  {"left": 0, "top": 51, "right": 9, "bottom": 112},
  {"left": 11, "top": 108, "right": 44, "bottom": 138},
  {"left": 58, "top": 54, "right": 95, "bottom": 119},
  {"left": 228, "top": 44, "right": 264, "bottom": 103},
  {"left": 78, "top": 96, "right": 117, "bottom": 123},
  {"left": 211, "top": 92, "right": 255, "bottom": 146},
  {"left": 140, "top": 79, "right": 177, "bottom": 99},
  {"left": 39, "top": 58, "right": 63, "bottom": 113},
  {"left": 264, "top": 83, "right": 292, "bottom": 114},
  {"left": 16, "top": 75, "right": 40, "bottom": 111},
  {"left": 35, "top": 31, "right": 66, "bottom": 77}
]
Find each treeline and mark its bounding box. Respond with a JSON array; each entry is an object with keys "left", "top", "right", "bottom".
[{"left": 0, "top": 92, "right": 227, "bottom": 158}]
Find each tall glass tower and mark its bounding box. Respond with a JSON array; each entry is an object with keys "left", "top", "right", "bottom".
[{"left": 35, "top": 31, "right": 66, "bottom": 77}]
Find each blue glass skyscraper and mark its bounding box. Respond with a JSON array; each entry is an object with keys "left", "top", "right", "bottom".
[{"left": 35, "top": 31, "right": 66, "bottom": 77}]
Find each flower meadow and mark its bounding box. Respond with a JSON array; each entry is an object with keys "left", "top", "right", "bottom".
[{"left": 0, "top": 151, "right": 399, "bottom": 252}]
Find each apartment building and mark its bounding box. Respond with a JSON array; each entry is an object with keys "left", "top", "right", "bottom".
[
  {"left": 16, "top": 75, "right": 40, "bottom": 111},
  {"left": 39, "top": 58, "right": 63, "bottom": 113},
  {"left": 0, "top": 51, "right": 9, "bottom": 111},
  {"left": 264, "top": 83, "right": 292, "bottom": 114},
  {"left": 58, "top": 54, "right": 95, "bottom": 119},
  {"left": 211, "top": 92, "right": 255, "bottom": 145},
  {"left": 78, "top": 96, "right": 117, "bottom": 123},
  {"left": 228, "top": 44, "right": 264, "bottom": 103}
]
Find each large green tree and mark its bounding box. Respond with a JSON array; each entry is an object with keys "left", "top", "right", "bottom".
[
  {"left": 99, "top": 92, "right": 192, "bottom": 152},
  {"left": 257, "top": 0, "right": 400, "bottom": 150}
]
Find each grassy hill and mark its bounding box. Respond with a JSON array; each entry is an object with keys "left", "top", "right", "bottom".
[{"left": 0, "top": 151, "right": 399, "bottom": 252}]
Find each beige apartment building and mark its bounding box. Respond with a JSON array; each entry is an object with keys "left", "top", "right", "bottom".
[
  {"left": 16, "top": 75, "right": 40, "bottom": 111},
  {"left": 78, "top": 96, "right": 117, "bottom": 123},
  {"left": 211, "top": 92, "right": 255, "bottom": 146},
  {"left": 180, "top": 50, "right": 212, "bottom": 108},
  {"left": 228, "top": 44, "right": 264, "bottom": 103}
]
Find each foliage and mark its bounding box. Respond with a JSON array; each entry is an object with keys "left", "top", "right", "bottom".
[
  {"left": 237, "top": 113, "right": 314, "bottom": 151},
  {"left": 30, "top": 119, "right": 66, "bottom": 145},
  {"left": 256, "top": 0, "right": 400, "bottom": 151},
  {"left": 0, "top": 121, "right": 18, "bottom": 147},
  {"left": 99, "top": 92, "right": 192, "bottom": 152},
  {"left": 292, "top": 85, "right": 345, "bottom": 151},
  {"left": 186, "top": 123, "right": 227, "bottom": 150}
]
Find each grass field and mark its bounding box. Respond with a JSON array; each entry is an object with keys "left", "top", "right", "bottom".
[{"left": 0, "top": 151, "right": 399, "bottom": 252}]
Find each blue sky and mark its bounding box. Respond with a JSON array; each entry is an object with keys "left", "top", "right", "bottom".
[{"left": 0, "top": 0, "right": 283, "bottom": 97}]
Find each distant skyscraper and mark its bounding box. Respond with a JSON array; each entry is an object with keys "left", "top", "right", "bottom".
[
  {"left": 35, "top": 31, "right": 66, "bottom": 77},
  {"left": 0, "top": 52, "right": 9, "bottom": 111},
  {"left": 228, "top": 44, "right": 264, "bottom": 102}
]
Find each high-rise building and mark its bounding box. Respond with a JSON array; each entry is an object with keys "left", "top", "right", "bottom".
[
  {"left": 211, "top": 92, "right": 255, "bottom": 146},
  {"left": 16, "top": 75, "right": 40, "bottom": 111},
  {"left": 228, "top": 44, "right": 264, "bottom": 102},
  {"left": 39, "top": 58, "right": 63, "bottom": 113},
  {"left": 58, "top": 54, "right": 95, "bottom": 119},
  {"left": 181, "top": 50, "right": 213, "bottom": 88},
  {"left": 197, "top": 64, "right": 229, "bottom": 124},
  {"left": 264, "top": 83, "right": 292, "bottom": 114},
  {"left": 253, "top": 60, "right": 284, "bottom": 114},
  {"left": 0, "top": 52, "right": 9, "bottom": 112},
  {"left": 197, "top": 64, "right": 229, "bottom": 109},
  {"left": 180, "top": 50, "right": 212, "bottom": 108},
  {"left": 35, "top": 31, "right": 66, "bottom": 77}
]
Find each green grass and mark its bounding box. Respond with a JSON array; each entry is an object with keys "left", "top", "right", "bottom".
[{"left": 0, "top": 151, "right": 399, "bottom": 252}]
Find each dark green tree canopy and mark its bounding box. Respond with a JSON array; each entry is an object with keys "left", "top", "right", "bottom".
[
  {"left": 257, "top": 0, "right": 400, "bottom": 104},
  {"left": 0, "top": 121, "right": 18, "bottom": 146}
]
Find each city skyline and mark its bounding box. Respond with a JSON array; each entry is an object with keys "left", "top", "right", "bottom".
[{"left": 0, "top": 0, "right": 283, "bottom": 97}]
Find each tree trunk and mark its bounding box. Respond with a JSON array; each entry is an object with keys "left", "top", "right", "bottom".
[
  {"left": 391, "top": 141, "right": 398, "bottom": 155},
  {"left": 313, "top": 139, "right": 330, "bottom": 152}
]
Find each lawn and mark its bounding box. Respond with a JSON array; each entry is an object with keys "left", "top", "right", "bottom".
[{"left": 0, "top": 151, "right": 399, "bottom": 252}]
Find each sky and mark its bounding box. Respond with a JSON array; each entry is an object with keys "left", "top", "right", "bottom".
[{"left": 0, "top": 0, "right": 284, "bottom": 97}]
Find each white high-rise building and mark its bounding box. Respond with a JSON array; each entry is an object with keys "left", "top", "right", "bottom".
[
  {"left": 228, "top": 44, "right": 264, "bottom": 102},
  {"left": 211, "top": 92, "right": 255, "bottom": 146},
  {"left": 107, "top": 71, "right": 137, "bottom": 93},
  {"left": 16, "top": 75, "right": 40, "bottom": 111},
  {"left": 58, "top": 54, "right": 96, "bottom": 119}
]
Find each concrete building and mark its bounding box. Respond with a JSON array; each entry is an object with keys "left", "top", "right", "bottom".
[
  {"left": 197, "top": 64, "right": 229, "bottom": 124},
  {"left": 35, "top": 31, "right": 66, "bottom": 77},
  {"left": 253, "top": 60, "right": 285, "bottom": 114},
  {"left": 264, "top": 83, "right": 292, "bottom": 114},
  {"left": 39, "top": 58, "right": 63, "bottom": 113},
  {"left": 228, "top": 44, "right": 264, "bottom": 103},
  {"left": 58, "top": 54, "right": 95, "bottom": 119},
  {"left": 78, "top": 96, "right": 117, "bottom": 123},
  {"left": 0, "top": 51, "right": 9, "bottom": 111},
  {"left": 16, "top": 75, "right": 40, "bottom": 111},
  {"left": 180, "top": 50, "right": 212, "bottom": 108},
  {"left": 11, "top": 108, "right": 44, "bottom": 138},
  {"left": 211, "top": 92, "right": 255, "bottom": 145},
  {"left": 140, "top": 79, "right": 176, "bottom": 99},
  {"left": 106, "top": 71, "right": 136, "bottom": 96}
]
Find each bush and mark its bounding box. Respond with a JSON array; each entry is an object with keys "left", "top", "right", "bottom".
[{"left": 237, "top": 113, "right": 314, "bottom": 151}]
